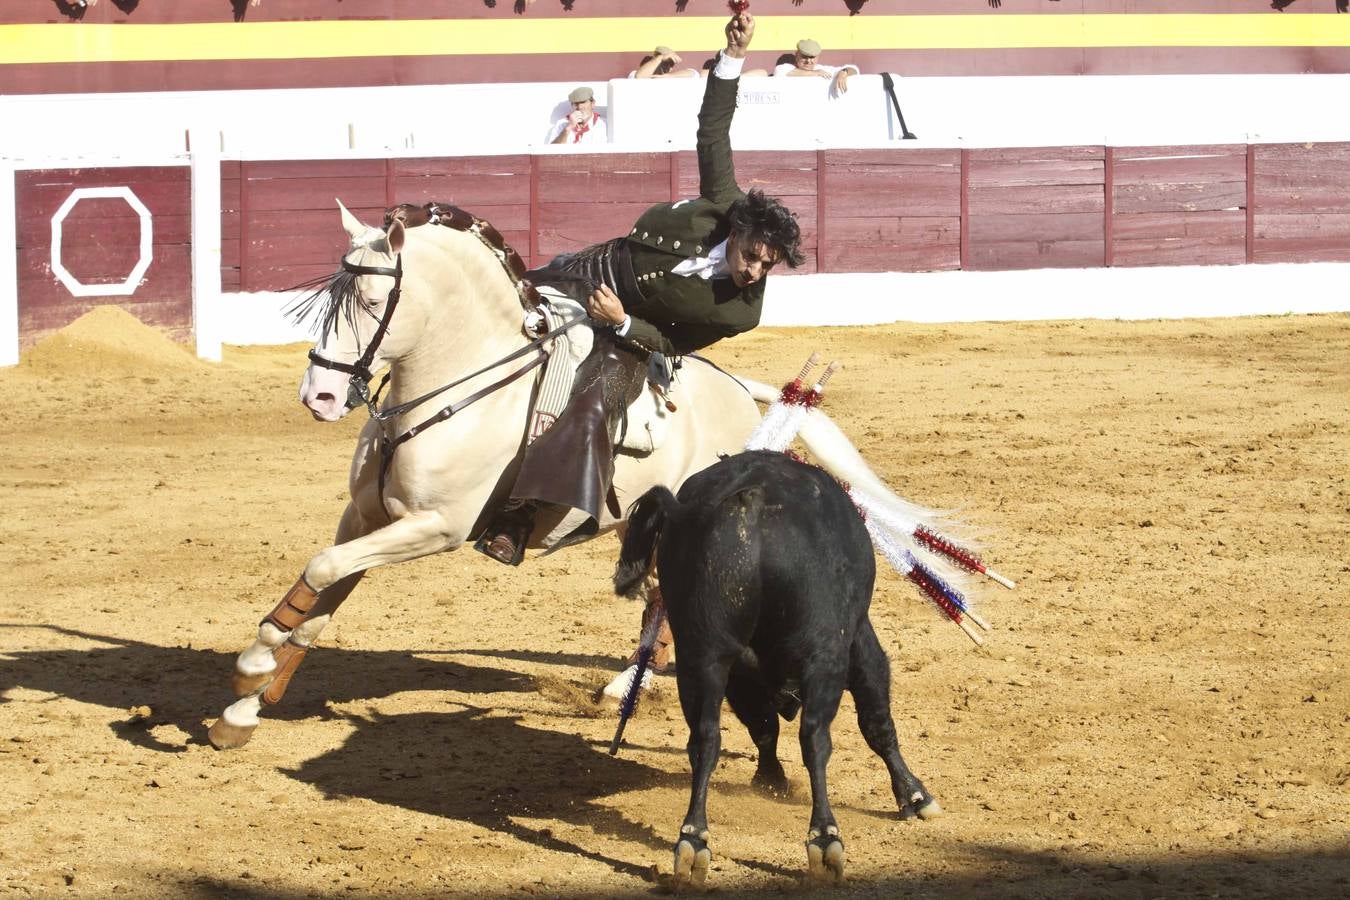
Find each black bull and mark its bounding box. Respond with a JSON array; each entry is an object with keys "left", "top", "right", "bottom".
[{"left": 615, "top": 450, "right": 942, "bottom": 887}]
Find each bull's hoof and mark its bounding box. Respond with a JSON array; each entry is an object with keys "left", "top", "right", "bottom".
[
  {"left": 899, "top": 789, "right": 943, "bottom": 821},
  {"left": 231, "top": 670, "right": 274, "bottom": 697},
  {"left": 806, "top": 828, "right": 845, "bottom": 883},
  {"left": 672, "top": 827, "right": 711, "bottom": 889},
  {"left": 207, "top": 717, "right": 257, "bottom": 750}
]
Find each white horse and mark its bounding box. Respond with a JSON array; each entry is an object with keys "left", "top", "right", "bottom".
[{"left": 208, "top": 200, "right": 941, "bottom": 750}]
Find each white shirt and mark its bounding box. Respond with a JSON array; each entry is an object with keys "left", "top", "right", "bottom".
[
  {"left": 773, "top": 61, "right": 859, "bottom": 79},
  {"left": 548, "top": 113, "right": 608, "bottom": 145}
]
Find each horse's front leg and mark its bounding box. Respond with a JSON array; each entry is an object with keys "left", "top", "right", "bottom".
[{"left": 208, "top": 507, "right": 457, "bottom": 749}]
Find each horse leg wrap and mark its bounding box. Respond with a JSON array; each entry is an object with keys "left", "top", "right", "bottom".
[
  {"left": 260, "top": 640, "right": 309, "bottom": 706},
  {"left": 263, "top": 576, "right": 319, "bottom": 632}
]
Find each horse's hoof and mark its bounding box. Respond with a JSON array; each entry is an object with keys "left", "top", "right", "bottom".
[
  {"left": 231, "top": 670, "right": 273, "bottom": 697},
  {"left": 806, "top": 829, "right": 845, "bottom": 883},
  {"left": 207, "top": 717, "right": 257, "bottom": 750},
  {"left": 672, "top": 830, "right": 710, "bottom": 889}
]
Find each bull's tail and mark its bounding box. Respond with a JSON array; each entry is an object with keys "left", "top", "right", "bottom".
[{"left": 614, "top": 486, "right": 680, "bottom": 597}]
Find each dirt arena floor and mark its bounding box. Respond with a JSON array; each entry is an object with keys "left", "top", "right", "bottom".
[{"left": 2, "top": 307, "right": 1347, "bottom": 898}]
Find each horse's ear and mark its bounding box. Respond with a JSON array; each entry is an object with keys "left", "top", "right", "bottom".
[
  {"left": 387, "top": 219, "right": 405, "bottom": 255},
  {"left": 337, "top": 198, "right": 365, "bottom": 240}
]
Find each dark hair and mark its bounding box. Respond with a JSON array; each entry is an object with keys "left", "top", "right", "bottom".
[
  {"left": 639, "top": 54, "right": 675, "bottom": 76},
  {"left": 727, "top": 189, "right": 805, "bottom": 269}
]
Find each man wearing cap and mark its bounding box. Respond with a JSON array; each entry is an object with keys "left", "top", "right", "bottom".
[
  {"left": 477, "top": 10, "right": 804, "bottom": 568},
  {"left": 631, "top": 46, "right": 700, "bottom": 78},
  {"left": 549, "top": 86, "right": 608, "bottom": 145},
  {"left": 774, "top": 38, "right": 859, "bottom": 94}
]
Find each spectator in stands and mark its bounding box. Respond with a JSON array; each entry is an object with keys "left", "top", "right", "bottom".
[
  {"left": 549, "top": 86, "right": 608, "bottom": 145},
  {"left": 632, "top": 46, "right": 700, "bottom": 78},
  {"left": 774, "top": 38, "right": 859, "bottom": 94}
]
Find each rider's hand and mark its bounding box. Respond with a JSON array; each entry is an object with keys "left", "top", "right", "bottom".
[
  {"left": 834, "top": 69, "right": 850, "bottom": 92},
  {"left": 724, "top": 12, "right": 754, "bottom": 59},
  {"left": 587, "top": 284, "right": 627, "bottom": 326}
]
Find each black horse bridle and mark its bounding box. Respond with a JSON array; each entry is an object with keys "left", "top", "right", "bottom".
[{"left": 306, "top": 254, "right": 405, "bottom": 412}]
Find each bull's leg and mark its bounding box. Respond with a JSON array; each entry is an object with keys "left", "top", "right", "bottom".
[
  {"left": 671, "top": 655, "right": 732, "bottom": 890},
  {"left": 725, "top": 662, "right": 789, "bottom": 797},
  {"left": 799, "top": 666, "right": 848, "bottom": 883},
  {"left": 209, "top": 507, "right": 456, "bottom": 750},
  {"left": 848, "top": 619, "right": 942, "bottom": 820}
]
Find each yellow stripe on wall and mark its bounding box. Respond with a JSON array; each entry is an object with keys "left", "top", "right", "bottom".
[{"left": 3, "top": 15, "right": 1348, "bottom": 66}]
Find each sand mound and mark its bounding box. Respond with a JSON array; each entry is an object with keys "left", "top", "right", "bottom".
[{"left": 23, "top": 305, "right": 201, "bottom": 373}]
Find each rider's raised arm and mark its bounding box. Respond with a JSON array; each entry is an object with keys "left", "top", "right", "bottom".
[{"left": 696, "top": 13, "right": 753, "bottom": 204}]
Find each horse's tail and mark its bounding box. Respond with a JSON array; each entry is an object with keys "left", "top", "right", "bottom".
[{"left": 614, "top": 486, "right": 681, "bottom": 597}]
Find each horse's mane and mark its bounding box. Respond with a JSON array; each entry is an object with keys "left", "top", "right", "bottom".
[{"left": 285, "top": 265, "right": 368, "bottom": 338}]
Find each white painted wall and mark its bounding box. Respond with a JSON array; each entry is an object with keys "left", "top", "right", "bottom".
[
  {"left": 3, "top": 73, "right": 1348, "bottom": 364},
  {"left": 3, "top": 74, "right": 1349, "bottom": 162}
]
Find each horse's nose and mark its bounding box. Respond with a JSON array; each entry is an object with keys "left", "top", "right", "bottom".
[{"left": 300, "top": 366, "right": 351, "bottom": 422}]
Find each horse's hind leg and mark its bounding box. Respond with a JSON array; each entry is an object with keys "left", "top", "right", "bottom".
[
  {"left": 210, "top": 506, "right": 456, "bottom": 749},
  {"left": 848, "top": 619, "right": 942, "bottom": 820}
]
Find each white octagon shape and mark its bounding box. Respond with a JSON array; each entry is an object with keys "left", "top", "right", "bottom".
[{"left": 50, "top": 186, "right": 154, "bottom": 297}]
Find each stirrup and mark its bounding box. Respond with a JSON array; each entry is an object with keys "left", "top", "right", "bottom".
[{"left": 473, "top": 504, "right": 534, "bottom": 567}]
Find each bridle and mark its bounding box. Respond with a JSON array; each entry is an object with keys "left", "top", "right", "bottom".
[
  {"left": 306, "top": 253, "right": 404, "bottom": 413},
  {"left": 304, "top": 202, "right": 587, "bottom": 515}
]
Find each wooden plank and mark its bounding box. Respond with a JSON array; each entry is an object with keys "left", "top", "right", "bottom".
[
  {"left": 1253, "top": 176, "right": 1350, "bottom": 213},
  {"left": 242, "top": 175, "right": 388, "bottom": 212},
  {"left": 245, "top": 158, "right": 388, "bottom": 179},
  {"left": 821, "top": 216, "right": 960, "bottom": 273},
  {"left": 1254, "top": 142, "right": 1350, "bottom": 163},
  {"left": 967, "top": 184, "right": 1104, "bottom": 215},
  {"left": 536, "top": 170, "right": 671, "bottom": 204},
  {"left": 244, "top": 232, "right": 351, "bottom": 270},
  {"left": 1113, "top": 150, "right": 1247, "bottom": 184},
  {"left": 1113, "top": 181, "right": 1246, "bottom": 214},
  {"left": 967, "top": 159, "right": 1105, "bottom": 188},
  {"left": 1114, "top": 144, "right": 1247, "bottom": 162},
  {"left": 536, "top": 153, "right": 669, "bottom": 176},
  {"left": 824, "top": 148, "right": 960, "bottom": 168},
  {"left": 1112, "top": 210, "right": 1246, "bottom": 267},
  {"left": 967, "top": 146, "right": 1105, "bottom": 163},
  {"left": 392, "top": 173, "right": 531, "bottom": 207},
  {"left": 392, "top": 156, "right": 531, "bottom": 178},
  {"left": 1112, "top": 235, "right": 1247, "bottom": 268},
  {"left": 1112, "top": 210, "right": 1247, "bottom": 240},
  {"left": 968, "top": 212, "right": 1102, "bottom": 243},
  {"left": 964, "top": 239, "right": 1106, "bottom": 271},
  {"left": 825, "top": 170, "right": 960, "bottom": 218}
]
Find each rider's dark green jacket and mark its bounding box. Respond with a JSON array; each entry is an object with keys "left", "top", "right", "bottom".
[{"left": 621, "top": 70, "right": 765, "bottom": 357}]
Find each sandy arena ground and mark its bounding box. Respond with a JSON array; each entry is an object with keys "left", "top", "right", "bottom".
[{"left": 1, "top": 307, "right": 1347, "bottom": 898}]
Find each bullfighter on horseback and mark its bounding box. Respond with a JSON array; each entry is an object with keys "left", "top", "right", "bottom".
[{"left": 476, "top": 10, "right": 804, "bottom": 584}]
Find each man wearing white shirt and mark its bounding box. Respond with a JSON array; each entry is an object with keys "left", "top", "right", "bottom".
[
  {"left": 774, "top": 38, "right": 859, "bottom": 95},
  {"left": 549, "top": 86, "right": 609, "bottom": 145}
]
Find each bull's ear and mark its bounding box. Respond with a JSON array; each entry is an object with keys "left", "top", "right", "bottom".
[
  {"left": 387, "top": 219, "right": 405, "bottom": 255},
  {"left": 337, "top": 198, "right": 365, "bottom": 240}
]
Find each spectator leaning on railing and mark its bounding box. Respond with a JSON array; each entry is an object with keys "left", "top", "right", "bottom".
[
  {"left": 774, "top": 38, "right": 859, "bottom": 95},
  {"left": 631, "top": 46, "right": 700, "bottom": 78}
]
